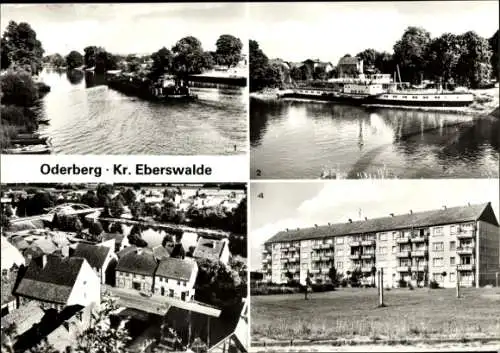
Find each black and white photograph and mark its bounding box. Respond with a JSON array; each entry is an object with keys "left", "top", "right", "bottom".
[
  {"left": 249, "top": 179, "right": 500, "bottom": 352},
  {"left": 249, "top": 1, "right": 499, "bottom": 179},
  {"left": 1, "top": 183, "right": 248, "bottom": 353},
  {"left": 0, "top": 4, "right": 248, "bottom": 155}
]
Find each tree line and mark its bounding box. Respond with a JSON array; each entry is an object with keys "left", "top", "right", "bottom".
[{"left": 250, "top": 26, "right": 499, "bottom": 92}]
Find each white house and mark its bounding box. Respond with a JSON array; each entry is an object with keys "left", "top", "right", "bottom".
[
  {"left": 154, "top": 258, "right": 198, "bottom": 301},
  {"left": 14, "top": 255, "right": 101, "bottom": 311},
  {"left": 193, "top": 236, "right": 231, "bottom": 265}
]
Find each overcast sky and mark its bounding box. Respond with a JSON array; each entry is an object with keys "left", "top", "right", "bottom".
[
  {"left": 249, "top": 179, "right": 499, "bottom": 270},
  {"left": 249, "top": 1, "right": 499, "bottom": 64},
  {"left": 0, "top": 3, "right": 247, "bottom": 56}
]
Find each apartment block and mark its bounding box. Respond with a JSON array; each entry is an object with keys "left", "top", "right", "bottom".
[{"left": 261, "top": 203, "right": 499, "bottom": 288}]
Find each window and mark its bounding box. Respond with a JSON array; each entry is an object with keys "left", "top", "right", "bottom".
[
  {"left": 432, "top": 242, "right": 444, "bottom": 252},
  {"left": 336, "top": 237, "right": 344, "bottom": 244},
  {"left": 392, "top": 246, "right": 397, "bottom": 254},
  {"left": 336, "top": 248, "right": 343, "bottom": 255},
  {"left": 434, "top": 227, "right": 443, "bottom": 236},
  {"left": 433, "top": 257, "right": 443, "bottom": 267},
  {"left": 433, "top": 273, "right": 443, "bottom": 282},
  {"left": 336, "top": 262, "right": 343, "bottom": 269},
  {"left": 379, "top": 246, "right": 387, "bottom": 254},
  {"left": 379, "top": 233, "right": 387, "bottom": 241},
  {"left": 449, "top": 241, "right": 456, "bottom": 251},
  {"left": 450, "top": 257, "right": 455, "bottom": 265},
  {"left": 392, "top": 232, "right": 398, "bottom": 240},
  {"left": 450, "top": 272, "right": 455, "bottom": 282},
  {"left": 450, "top": 226, "right": 457, "bottom": 234}
]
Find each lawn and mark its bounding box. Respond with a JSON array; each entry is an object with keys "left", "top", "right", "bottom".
[{"left": 251, "top": 287, "right": 500, "bottom": 342}]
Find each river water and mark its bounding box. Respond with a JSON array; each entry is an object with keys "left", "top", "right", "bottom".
[
  {"left": 250, "top": 98, "right": 499, "bottom": 179},
  {"left": 36, "top": 69, "right": 247, "bottom": 155}
]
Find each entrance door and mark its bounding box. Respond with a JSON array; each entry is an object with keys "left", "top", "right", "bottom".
[
  {"left": 161, "top": 287, "right": 165, "bottom": 296},
  {"left": 181, "top": 292, "right": 186, "bottom": 301},
  {"left": 132, "top": 282, "right": 141, "bottom": 290}
]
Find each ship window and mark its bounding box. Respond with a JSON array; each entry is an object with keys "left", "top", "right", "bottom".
[
  {"left": 435, "top": 96, "right": 440, "bottom": 99},
  {"left": 424, "top": 96, "right": 428, "bottom": 99},
  {"left": 392, "top": 96, "right": 397, "bottom": 98},
  {"left": 402, "top": 96, "right": 407, "bottom": 98},
  {"left": 412, "top": 96, "right": 418, "bottom": 99}
]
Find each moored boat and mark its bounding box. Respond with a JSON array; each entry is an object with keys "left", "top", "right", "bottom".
[{"left": 2, "top": 144, "right": 51, "bottom": 155}]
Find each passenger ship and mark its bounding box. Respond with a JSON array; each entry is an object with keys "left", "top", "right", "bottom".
[{"left": 278, "top": 73, "right": 474, "bottom": 107}]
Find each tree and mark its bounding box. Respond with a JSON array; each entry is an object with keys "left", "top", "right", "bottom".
[
  {"left": 313, "top": 65, "right": 327, "bottom": 80},
  {"left": 149, "top": 47, "right": 173, "bottom": 80},
  {"left": 356, "top": 48, "right": 378, "bottom": 70},
  {"left": 425, "top": 33, "right": 462, "bottom": 84},
  {"left": 290, "top": 66, "right": 305, "bottom": 82},
  {"left": 0, "top": 70, "right": 39, "bottom": 107},
  {"left": 49, "top": 53, "right": 65, "bottom": 68},
  {"left": 66, "top": 50, "right": 83, "bottom": 70},
  {"left": 215, "top": 34, "right": 243, "bottom": 68},
  {"left": 1, "top": 21, "right": 45, "bottom": 74},
  {"left": 89, "top": 221, "right": 104, "bottom": 238},
  {"left": 328, "top": 266, "right": 339, "bottom": 287},
  {"left": 120, "top": 188, "right": 136, "bottom": 205},
  {"left": 171, "top": 36, "right": 210, "bottom": 81},
  {"left": 489, "top": 30, "right": 499, "bottom": 80},
  {"left": 27, "top": 338, "right": 59, "bottom": 353},
  {"left": 81, "top": 190, "right": 99, "bottom": 208},
  {"left": 110, "top": 197, "right": 124, "bottom": 218},
  {"left": 393, "top": 26, "right": 432, "bottom": 83},
  {"left": 83, "top": 46, "right": 101, "bottom": 68},
  {"left": 374, "top": 51, "right": 395, "bottom": 75},
  {"left": 249, "top": 39, "right": 270, "bottom": 92},
  {"left": 75, "top": 293, "right": 131, "bottom": 353},
  {"left": 1, "top": 322, "right": 16, "bottom": 353},
  {"left": 455, "top": 31, "right": 492, "bottom": 88}
]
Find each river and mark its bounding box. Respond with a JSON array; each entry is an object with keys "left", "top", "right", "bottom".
[
  {"left": 35, "top": 69, "right": 247, "bottom": 155},
  {"left": 250, "top": 98, "right": 499, "bottom": 179}
]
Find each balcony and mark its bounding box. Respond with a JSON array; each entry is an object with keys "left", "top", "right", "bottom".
[
  {"left": 396, "top": 236, "right": 411, "bottom": 244},
  {"left": 350, "top": 241, "right": 361, "bottom": 247},
  {"left": 349, "top": 253, "right": 361, "bottom": 260},
  {"left": 361, "top": 253, "right": 375, "bottom": 259},
  {"left": 312, "top": 244, "right": 322, "bottom": 250},
  {"left": 280, "top": 258, "right": 290, "bottom": 262},
  {"left": 361, "top": 240, "right": 376, "bottom": 246},
  {"left": 312, "top": 257, "right": 322, "bottom": 262},
  {"left": 456, "top": 230, "right": 474, "bottom": 239},
  {"left": 361, "top": 266, "right": 375, "bottom": 273},
  {"left": 321, "top": 256, "right": 332, "bottom": 262},
  {"left": 456, "top": 247, "right": 474, "bottom": 255},
  {"left": 457, "top": 264, "right": 475, "bottom": 271},
  {"left": 289, "top": 256, "right": 300, "bottom": 263},
  {"left": 396, "top": 251, "right": 411, "bottom": 258},
  {"left": 411, "top": 249, "right": 428, "bottom": 257},
  {"left": 397, "top": 266, "right": 411, "bottom": 272},
  {"left": 310, "top": 269, "right": 320, "bottom": 274},
  {"left": 411, "top": 235, "right": 428, "bottom": 242},
  {"left": 321, "top": 243, "right": 333, "bottom": 249},
  {"left": 411, "top": 265, "right": 428, "bottom": 272}
]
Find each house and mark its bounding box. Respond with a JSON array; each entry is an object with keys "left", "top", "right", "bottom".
[
  {"left": 1, "top": 301, "right": 46, "bottom": 336},
  {"left": 154, "top": 257, "right": 198, "bottom": 301},
  {"left": 193, "top": 236, "right": 231, "bottom": 265},
  {"left": 71, "top": 243, "right": 117, "bottom": 285},
  {"left": 14, "top": 254, "right": 101, "bottom": 311},
  {"left": 337, "top": 56, "right": 363, "bottom": 78},
  {"left": 116, "top": 247, "right": 157, "bottom": 292},
  {"left": 102, "top": 232, "right": 129, "bottom": 252}
]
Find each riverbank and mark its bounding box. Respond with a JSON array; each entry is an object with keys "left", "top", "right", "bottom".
[{"left": 250, "top": 87, "right": 500, "bottom": 117}]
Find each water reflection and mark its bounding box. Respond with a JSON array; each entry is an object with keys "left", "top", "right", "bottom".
[
  {"left": 84, "top": 72, "right": 108, "bottom": 89},
  {"left": 250, "top": 98, "right": 499, "bottom": 178},
  {"left": 66, "top": 70, "right": 84, "bottom": 85}
]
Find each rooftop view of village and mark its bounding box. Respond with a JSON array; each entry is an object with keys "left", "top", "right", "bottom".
[{"left": 1, "top": 183, "right": 248, "bottom": 353}]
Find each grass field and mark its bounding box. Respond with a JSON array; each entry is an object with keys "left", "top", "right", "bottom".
[{"left": 251, "top": 287, "right": 500, "bottom": 342}]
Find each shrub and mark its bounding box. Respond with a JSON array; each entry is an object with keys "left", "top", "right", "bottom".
[
  {"left": 408, "top": 282, "right": 414, "bottom": 290},
  {"left": 1, "top": 105, "right": 38, "bottom": 133},
  {"left": 89, "top": 221, "right": 104, "bottom": 236},
  {"left": 340, "top": 279, "right": 348, "bottom": 287},
  {"left": 0, "top": 70, "right": 39, "bottom": 106},
  {"left": 398, "top": 279, "right": 407, "bottom": 288},
  {"left": 429, "top": 280, "right": 440, "bottom": 289}
]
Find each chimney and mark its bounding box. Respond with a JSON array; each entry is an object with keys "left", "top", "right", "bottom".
[
  {"left": 443, "top": 205, "right": 447, "bottom": 210},
  {"left": 348, "top": 219, "right": 352, "bottom": 223},
  {"left": 409, "top": 210, "right": 413, "bottom": 214},
  {"left": 286, "top": 228, "right": 289, "bottom": 232},
  {"left": 364, "top": 217, "right": 368, "bottom": 221},
  {"left": 314, "top": 224, "right": 318, "bottom": 228},
  {"left": 390, "top": 213, "right": 394, "bottom": 217}
]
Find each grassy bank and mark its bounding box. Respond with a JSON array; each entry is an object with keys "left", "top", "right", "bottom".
[{"left": 251, "top": 287, "right": 500, "bottom": 342}]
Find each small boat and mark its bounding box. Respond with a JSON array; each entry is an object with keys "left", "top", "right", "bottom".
[
  {"left": 9, "top": 136, "right": 50, "bottom": 146},
  {"left": 3, "top": 144, "right": 51, "bottom": 155}
]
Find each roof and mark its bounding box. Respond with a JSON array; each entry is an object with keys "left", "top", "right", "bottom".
[
  {"left": 152, "top": 245, "right": 172, "bottom": 261},
  {"left": 0, "top": 301, "right": 45, "bottom": 335},
  {"left": 266, "top": 203, "right": 497, "bottom": 244},
  {"left": 32, "top": 237, "right": 58, "bottom": 254},
  {"left": 155, "top": 257, "right": 197, "bottom": 281},
  {"left": 14, "top": 255, "right": 86, "bottom": 304},
  {"left": 102, "top": 232, "right": 125, "bottom": 244},
  {"left": 192, "top": 237, "right": 226, "bottom": 262},
  {"left": 116, "top": 248, "right": 157, "bottom": 276},
  {"left": 72, "top": 243, "right": 112, "bottom": 269},
  {"left": 338, "top": 56, "right": 361, "bottom": 65},
  {"left": 170, "top": 243, "right": 186, "bottom": 258}
]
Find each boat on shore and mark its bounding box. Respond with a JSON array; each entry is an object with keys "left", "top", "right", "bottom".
[
  {"left": 2, "top": 144, "right": 51, "bottom": 155},
  {"left": 9, "top": 135, "right": 51, "bottom": 146},
  {"left": 278, "top": 70, "right": 474, "bottom": 108}
]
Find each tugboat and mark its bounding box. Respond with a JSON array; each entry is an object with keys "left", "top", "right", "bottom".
[{"left": 151, "top": 75, "right": 198, "bottom": 102}]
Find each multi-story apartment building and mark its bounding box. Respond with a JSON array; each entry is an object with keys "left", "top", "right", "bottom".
[{"left": 262, "top": 203, "right": 499, "bottom": 288}]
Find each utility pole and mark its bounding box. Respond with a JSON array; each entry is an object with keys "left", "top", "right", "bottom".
[
  {"left": 378, "top": 268, "right": 385, "bottom": 307},
  {"left": 456, "top": 265, "right": 461, "bottom": 298},
  {"left": 496, "top": 272, "right": 499, "bottom": 288}
]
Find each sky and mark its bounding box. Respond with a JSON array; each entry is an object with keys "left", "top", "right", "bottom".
[
  {"left": 249, "top": 1, "right": 499, "bottom": 64},
  {"left": 249, "top": 179, "right": 500, "bottom": 270},
  {"left": 0, "top": 3, "right": 248, "bottom": 56}
]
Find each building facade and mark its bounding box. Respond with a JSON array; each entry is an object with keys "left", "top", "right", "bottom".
[
  {"left": 116, "top": 248, "right": 157, "bottom": 292},
  {"left": 262, "top": 203, "right": 499, "bottom": 288},
  {"left": 154, "top": 258, "right": 198, "bottom": 301}
]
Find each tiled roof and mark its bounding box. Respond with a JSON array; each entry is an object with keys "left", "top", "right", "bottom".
[
  {"left": 72, "top": 243, "right": 111, "bottom": 270},
  {"left": 266, "top": 203, "right": 495, "bottom": 244},
  {"left": 152, "top": 245, "right": 172, "bottom": 261},
  {"left": 14, "top": 255, "right": 85, "bottom": 304},
  {"left": 192, "top": 237, "right": 225, "bottom": 262},
  {"left": 116, "top": 248, "right": 157, "bottom": 276},
  {"left": 338, "top": 56, "right": 360, "bottom": 65},
  {"left": 155, "top": 257, "right": 197, "bottom": 281}
]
